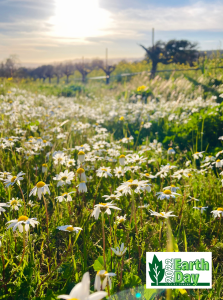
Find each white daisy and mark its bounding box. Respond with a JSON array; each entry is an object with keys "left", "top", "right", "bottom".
[
  {"left": 156, "top": 189, "right": 181, "bottom": 200},
  {"left": 91, "top": 202, "right": 121, "bottom": 220},
  {"left": 4, "top": 171, "right": 25, "bottom": 187},
  {"left": 0, "top": 203, "right": 10, "bottom": 215},
  {"left": 57, "top": 225, "right": 82, "bottom": 233},
  {"left": 149, "top": 210, "right": 177, "bottom": 218},
  {"left": 94, "top": 270, "right": 116, "bottom": 291},
  {"left": 211, "top": 208, "right": 223, "bottom": 219},
  {"left": 58, "top": 272, "right": 107, "bottom": 300},
  {"left": 96, "top": 167, "right": 112, "bottom": 178},
  {"left": 53, "top": 170, "right": 74, "bottom": 187},
  {"left": 55, "top": 192, "right": 75, "bottom": 202},
  {"left": 111, "top": 243, "right": 127, "bottom": 257},
  {"left": 7, "top": 198, "right": 22, "bottom": 210},
  {"left": 29, "top": 181, "right": 50, "bottom": 199},
  {"left": 6, "top": 216, "right": 39, "bottom": 232},
  {"left": 193, "top": 206, "right": 208, "bottom": 213},
  {"left": 77, "top": 181, "right": 87, "bottom": 193}
]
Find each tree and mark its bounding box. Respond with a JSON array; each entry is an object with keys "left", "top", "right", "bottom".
[
  {"left": 44, "top": 65, "right": 55, "bottom": 83},
  {"left": 75, "top": 62, "right": 93, "bottom": 83},
  {"left": 62, "top": 62, "right": 74, "bottom": 84},
  {"left": 91, "top": 59, "right": 116, "bottom": 84},
  {"left": 54, "top": 64, "right": 64, "bottom": 84},
  {"left": 4, "top": 55, "right": 19, "bottom": 77},
  {"left": 140, "top": 39, "right": 198, "bottom": 78}
]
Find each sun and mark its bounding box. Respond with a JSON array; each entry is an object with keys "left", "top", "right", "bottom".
[{"left": 50, "top": 0, "right": 112, "bottom": 39}]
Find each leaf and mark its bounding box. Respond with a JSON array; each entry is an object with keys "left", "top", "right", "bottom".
[
  {"left": 148, "top": 255, "right": 165, "bottom": 284},
  {"left": 183, "top": 228, "right": 187, "bottom": 252},
  {"left": 143, "top": 285, "right": 158, "bottom": 300},
  {"left": 93, "top": 256, "right": 104, "bottom": 271}
]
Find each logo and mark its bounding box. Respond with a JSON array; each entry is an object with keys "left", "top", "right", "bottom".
[{"left": 146, "top": 252, "right": 212, "bottom": 289}]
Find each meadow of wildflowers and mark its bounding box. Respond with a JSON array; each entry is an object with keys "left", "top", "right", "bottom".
[{"left": 0, "top": 72, "right": 223, "bottom": 299}]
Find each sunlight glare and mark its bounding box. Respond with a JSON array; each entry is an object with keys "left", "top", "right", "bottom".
[{"left": 50, "top": 0, "right": 112, "bottom": 39}]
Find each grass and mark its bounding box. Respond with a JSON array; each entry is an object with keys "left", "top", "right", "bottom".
[{"left": 0, "top": 63, "right": 223, "bottom": 299}]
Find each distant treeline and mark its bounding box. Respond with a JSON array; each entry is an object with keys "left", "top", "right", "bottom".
[{"left": 0, "top": 43, "right": 222, "bottom": 84}]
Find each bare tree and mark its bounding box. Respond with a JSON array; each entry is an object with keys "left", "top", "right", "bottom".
[
  {"left": 4, "top": 55, "right": 19, "bottom": 77},
  {"left": 62, "top": 62, "right": 74, "bottom": 84},
  {"left": 45, "top": 65, "right": 55, "bottom": 83},
  {"left": 92, "top": 58, "right": 116, "bottom": 84},
  {"left": 54, "top": 63, "right": 64, "bottom": 84},
  {"left": 75, "top": 61, "right": 93, "bottom": 83}
]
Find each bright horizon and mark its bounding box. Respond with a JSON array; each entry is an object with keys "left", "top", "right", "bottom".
[{"left": 0, "top": 0, "right": 222, "bottom": 65}]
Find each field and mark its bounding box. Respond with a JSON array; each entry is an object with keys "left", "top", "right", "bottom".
[{"left": 0, "top": 64, "right": 223, "bottom": 300}]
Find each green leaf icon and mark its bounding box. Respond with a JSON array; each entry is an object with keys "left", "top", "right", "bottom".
[{"left": 148, "top": 255, "right": 165, "bottom": 285}]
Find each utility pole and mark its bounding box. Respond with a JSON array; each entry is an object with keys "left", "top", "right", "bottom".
[{"left": 152, "top": 28, "right": 154, "bottom": 48}]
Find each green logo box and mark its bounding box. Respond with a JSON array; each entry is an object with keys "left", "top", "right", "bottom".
[{"left": 146, "top": 252, "right": 212, "bottom": 289}]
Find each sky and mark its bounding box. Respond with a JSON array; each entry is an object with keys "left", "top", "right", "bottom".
[{"left": 0, "top": 0, "right": 222, "bottom": 65}]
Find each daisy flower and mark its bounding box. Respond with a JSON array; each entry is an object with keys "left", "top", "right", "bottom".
[
  {"left": 114, "top": 167, "right": 125, "bottom": 178},
  {"left": 111, "top": 243, "right": 127, "bottom": 257},
  {"left": 0, "top": 203, "right": 10, "bottom": 215},
  {"left": 96, "top": 167, "right": 112, "bottom": 178},
  {"left": 66, "top": 158, "right": 76, "bottom": 168},
  {"left": 193, "top": 206, "right": 208, "bottom": 213},
  {"left": 29, "top": 181, "right": 50, "bottom": 199},
  {"left": 77, "top": 168, "right": 87, "bottom": 182},
  {"left": 163, "top": 185, "right": 180, "bottom": 193},
  {"left": 167, "top": 148, "right": 175, "bottom": 155},
  {"left": 42, "top": 163, "right": 47, "bottom": 173},
  {"left": 6, "top": 216, "right": 39, "bottom": 232},
  {"left": 193, "top": 151, "right": 205, "bottom": 159},
  {"left": 91, "top": 202, "right": 121, "bottom": 220},
  {"left": 138, "top": 204, "right": 150, "bottom": 209},
  {"left": 94, "top": 270, "right": 116, "bottom": 291},
  {"left": 77, "top": 181, "right": 87, "bottom": 193},
  {"left": 188, "top": 196, "right": 200, "bottom": 202},
  {"left": 78, "top": 151, "right": 85, "bottom": 163},
  {"left": 149, "top": 210, "right": 177, "bottom": 218},
  {"left": 116, "top": 215, "right": 126, "bottom": 224},
  {"left": 58, "top": 272, "right": 107, "bottom": 300},
  {"left": 119, "top": 155, "right": 125, "bottom": 166},
  {"left": 53, "top": 170, "right": 74, "bottom": 187},
  {"left": 212, "top": 159, "right": 223, "bottom": 168},
  {"left": 55, "top": 191, "right": 75, "bottom": 202},
  {"left": 7, "top": 198, "right": 22, "bottom": 210},
  {"left": 53, "top": 151, "right": 66, "bottom": 165},
  {"left": 211, "top": 208, "right": 223, "bottom": 219},
  {"left": 4, "top": 171, "right": 25, "bottom": 187},
  {"left": 57, "top": 225, "right": 82, "bottom": 233},
  {"left": 102, "top": 193, "right": 122, "bottom": 201},
  {"left": 156, "top": 189, "right": 181, "bottom": 200},
  {"left": 117, "top": 179, "right": 149, "bottom": 195},
  {"left": 144, "top": 172, "right": 157, "bottom": 179}
]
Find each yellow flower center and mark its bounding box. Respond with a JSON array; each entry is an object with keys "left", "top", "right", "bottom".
[
  {"left": 119, "top": 155, "right": 125, "bottom": 158},
  {"left": 11, "top": 176, "right": 17, "bottom": 182},
  {"left": 77, "top": 168, "right": 84, "bottom": 174},
  {"left": 119, "top": 116, "right": 124, "bottom": 121},
  {"left": 61, "top": 176, "right": 68, "bottom": 181},
  {"left": 216, "top": 159, "right": 221, "bottom": 162},
  {"left": 160, "top": 213, "right": 164, "bottom": 216},
  {"left": 66, "top": 226, "right": 74, "bottom": 232},
  {"left": 168, "top": 147, "right": 173, "bottom": 150},
  {"left": 78, "top": 151, "right": 85, "bottom": 155},
  {"left": 36, "top": 181, "right": 45, "bottom": 188},
  {"left": 195, "top": 152, "right": 199, "bottom": 154},
  {"left": 163, "top": 190, "right": 171, "bottom": 195},
  {"left": 42, "top": 164, "right": 47, "bottom": 167},
  {"left": 187, "top": 173, "right": 192, "bottom": 177},
  {"left": 8, "top": 138, "right": 13, "bottom": 141},
  {"left": 99, "top": 203, "right": 107, "bottom": 206},
  {"left": 171, "top": 184, "right": 175, "bottom": 187},
  {"left": 37, "top": 137, "right": 41, "bottom": 140},
  {"left": 58, "top": 158, "right": 63, "bottom": 162},
  {"left": 43, "top": 140, "right": 47, "bottom": 143},
  {"left": 101, "top": 168, "right": 107, "bottom": 171},
  {"left": 18, "top": 216, "right": 29, "bottom": 222},
  {"left": 62, "top": 192, "right": 68, "bottom": 196},
  {"left": 97, "top": 270, "right": 108, "bottom": 280},
  {"left": 145, "top": 173, "right": 150, "bottom": 176},
  {"left": 68, "top": 161, "right": 73, "bottom": 165},
  {"left": 217, "top": 208, "right": 223, "bottom": 211},
  {"left": 29, "top": 136, "right": 33, "bottom": 138},
  {"left": 119, "top": 218, "right": 125, "bottom": 222},
  {"left": 198, "top": 206, "right": 202, "bottom": 208},
  {"left": 11, "top": 200, "right": 18, "bottom": 205},
  {"left": 128, "top": 179, "right": 133, "bottom": 182}
]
